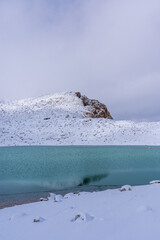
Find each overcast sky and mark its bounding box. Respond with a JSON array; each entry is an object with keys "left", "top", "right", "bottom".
[{"left": 0, "top": 0, "right": 160, "bottom": 121}]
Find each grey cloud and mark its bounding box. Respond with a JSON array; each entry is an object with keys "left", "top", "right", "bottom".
[{"left": 0, "top": 0, "right": 160, "bottom": 120}]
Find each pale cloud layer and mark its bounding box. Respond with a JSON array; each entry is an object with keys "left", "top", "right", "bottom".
[{"left": 0, "top": 0, "right": 160, "bottom": 120}]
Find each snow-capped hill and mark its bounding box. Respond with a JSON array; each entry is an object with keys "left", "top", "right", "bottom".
[
  {"left": 0, "top": 92, "right": 84, "bottom": 115},
  {"left": 0, "top": 91, "right": 112, "bottom": 119},
  {"left": 0, "top": 92, "right": 160, "bottom": 146}
]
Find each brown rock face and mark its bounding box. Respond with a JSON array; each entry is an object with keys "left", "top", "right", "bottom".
[{"left": 75, "top": 92, "right": 113, "bottom": 119}]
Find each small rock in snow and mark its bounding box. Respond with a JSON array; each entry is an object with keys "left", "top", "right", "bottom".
[
  {"left": 40, "top": 197, "right": 48, "bottom": 201},
  {"left": 71, "top": 212, "right": 94, "bottom": 223},
  {"left": 33, "top": 217, "right": 45, "bottom": 223},
  {"left": 120, "top": 185, "right": 132, "bottom": 192}
]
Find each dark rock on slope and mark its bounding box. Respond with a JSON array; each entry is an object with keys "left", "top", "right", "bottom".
[{"left": 75, "top": 92, "right": 113, "bottom": 119}]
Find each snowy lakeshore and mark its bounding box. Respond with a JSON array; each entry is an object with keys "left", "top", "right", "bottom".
[
  {"left": 1, "top": 0, "right": 160, "bottom": 237},
  {"left": 1, "top": 184, "right": 160, "bottom": 240},
  {"left": 1, "top": 146, "right": 160, "bottom": 240},
  {"left": 1, "top": 92, "right": 160, "bottom": 240}
]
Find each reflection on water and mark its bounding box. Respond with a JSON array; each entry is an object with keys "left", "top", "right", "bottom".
[
  {"left": 0, "top": 145, "right": 160, "bottom": 207},
  {"left": 78, "top": 173, "right": 109, "bottom": 186}
]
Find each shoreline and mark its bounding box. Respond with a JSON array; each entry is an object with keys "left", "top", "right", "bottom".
[
  {"left": 1, "top": 184, "right": 160, "bottom": 240},
  {"left": 0, "top": 185, "right": 116, "bottom": 210},
  {"left": 0, "top": 192, "right": 48, "bottom": 210}
]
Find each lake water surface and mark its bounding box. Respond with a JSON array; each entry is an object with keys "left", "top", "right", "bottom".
[{"left": 0, "top": 146, "right": 160, "bottom": 208}]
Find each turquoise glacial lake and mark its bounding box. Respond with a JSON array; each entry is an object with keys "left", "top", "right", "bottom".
[{"left": 0, "top": 146, "right": 160, "bottom": 207}]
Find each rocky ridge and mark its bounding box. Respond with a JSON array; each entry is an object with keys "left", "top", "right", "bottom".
[{"left": 75, "top": 92, "right": 113, "bottom": 119}]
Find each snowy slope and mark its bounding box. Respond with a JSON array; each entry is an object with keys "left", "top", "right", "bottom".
[
  {"left": 0, "top": 91, "right": 160, "bottom": 146},
  {"left": 1, "top": 184, "right": 160, "bottom": 240}
]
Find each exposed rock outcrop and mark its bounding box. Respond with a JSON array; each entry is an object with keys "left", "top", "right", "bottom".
[{"left": 75, "top": 92, "right": 113, "bottom": 119}]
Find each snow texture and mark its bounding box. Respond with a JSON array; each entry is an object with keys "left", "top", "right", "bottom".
[
  {"left": 1, "top": 184, "right": 160, "bottom": 240},
  {"left": 0, "top": 91, "right": 160, "bottom": 146}
]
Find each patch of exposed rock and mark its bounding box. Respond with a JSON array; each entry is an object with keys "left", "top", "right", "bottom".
[{"left": 75, "top": 92, "right": 113, "bottom": 119}]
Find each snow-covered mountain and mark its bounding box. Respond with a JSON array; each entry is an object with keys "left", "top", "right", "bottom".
[{"left": 0, "top": 91, "right": 160, "bottom": 146}]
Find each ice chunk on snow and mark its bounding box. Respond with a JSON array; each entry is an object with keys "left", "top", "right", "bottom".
[
  {"left": 120, "top": 185, "right": 132, "bottom": 192},
  {"left": 149, "top": 180, "right": 160, "bottom": 184},
  {"left": 47, "top": 193, "right": 56, "bottom": 201},
  {"left": 54, "top": 194, "right": 63, "bottom": 202},
  {"left": 64, "top": 192, "right": 80, "bottom": 199},
  {"left": 47, "top": 193, "right": 63, "bottom": 202},
  {"left": 64, "top": 193, "right": 75, "bottom": 199}
]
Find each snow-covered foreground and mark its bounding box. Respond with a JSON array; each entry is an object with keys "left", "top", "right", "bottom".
[
  {"left": 0, "top": 92, "right": 160, "bottom": 146},
  {"left": 1, "top": 184, "right": 160, "bottom": 240}
]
